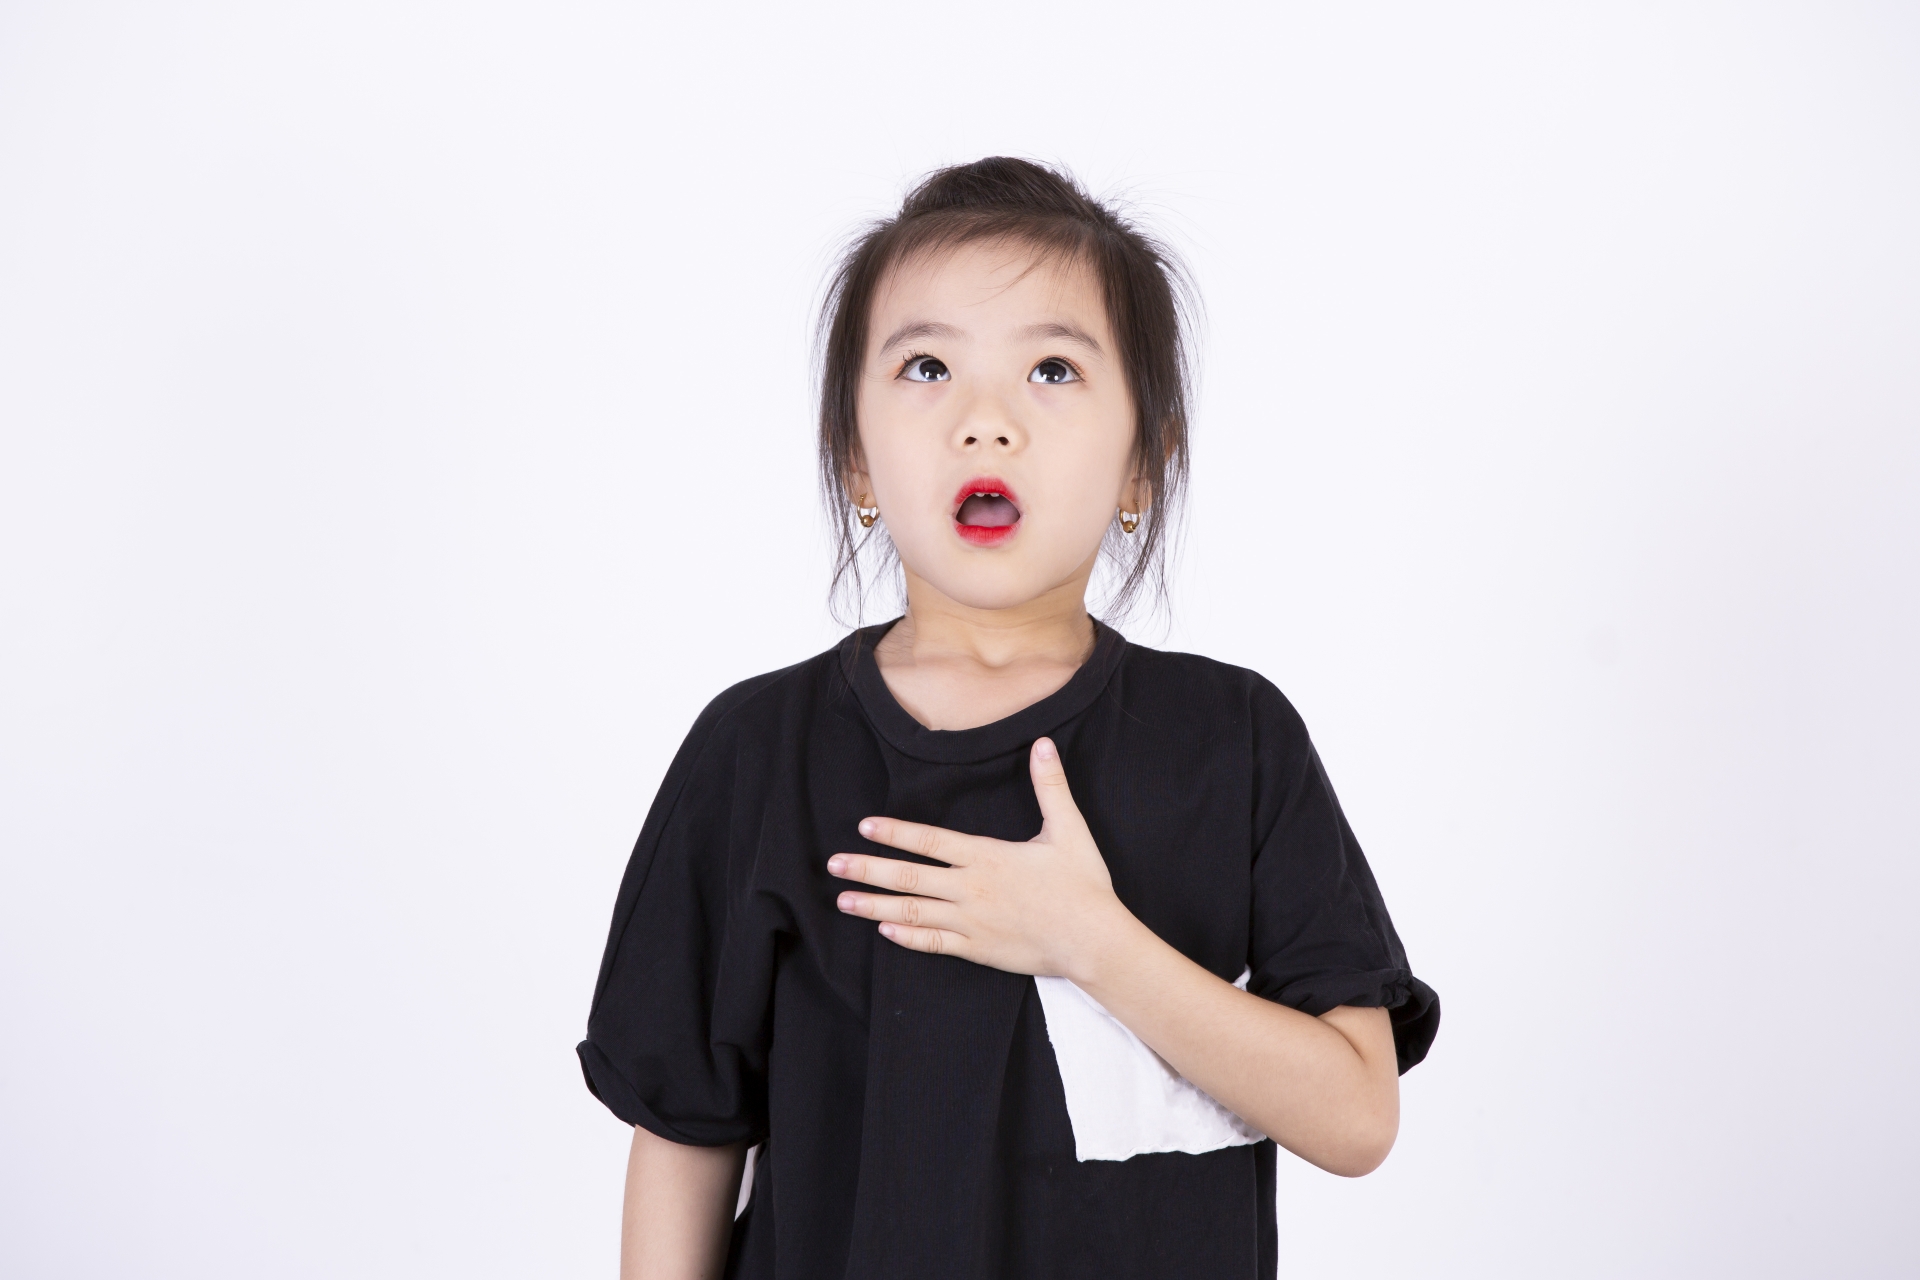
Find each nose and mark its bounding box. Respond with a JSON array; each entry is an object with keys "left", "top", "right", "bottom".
[{"left": 951, "top": 387, "right": 1027, "bottom": 453}]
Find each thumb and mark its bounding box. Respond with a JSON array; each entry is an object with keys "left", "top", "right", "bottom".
[{"left": 1029, "top": 737, "right": 1085, "bottom": 835}]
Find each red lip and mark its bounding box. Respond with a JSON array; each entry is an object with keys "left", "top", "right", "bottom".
[
  {"left": 952, "top": 478, "right": 1022, "bottom": 510},
  {"left": 953, "top": 477, "right": 1022, "bottom": 546}
]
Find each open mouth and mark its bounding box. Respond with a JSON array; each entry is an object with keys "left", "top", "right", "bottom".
[{"left": 953, "top": 480, "right": 1022, "bottom": 545}]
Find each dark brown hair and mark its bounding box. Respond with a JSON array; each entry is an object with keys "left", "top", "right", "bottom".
[{"left": 816, "top": 157, "right": 1195, "bottom": 624}]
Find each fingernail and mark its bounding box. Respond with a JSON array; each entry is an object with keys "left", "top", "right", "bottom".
[
  {"left": 879, "top": 923, "right": 896, "bottom": 938},
  {"left": 828, "top": 855, "right": 846, "bottom": 875},
  {"left": 1035, "top": 737, "right": 1057, "bottom": 761},
  {"left": 837, "top": 893, "right": 855, "bottom": 912},
  {"left": 858, "top": 819, "right": 876, "bottom": 838}
]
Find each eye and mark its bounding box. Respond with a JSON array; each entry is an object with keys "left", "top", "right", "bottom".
[
  {"left": 901, "top": 355, "right": 951, "bottom": 383},
  {"left": 1029, "top": 358, "right": 1080, "bottom": 385}
]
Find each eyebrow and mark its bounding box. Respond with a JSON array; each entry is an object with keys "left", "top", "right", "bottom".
[
  {"left": 1019, "top": 321, "right": 1104, "bottom": 354},
  {"left": 877, "top": 320, "right": 962, "bottom": 352},
  {"left": 875, "top": 318, "right": 1107, "bottom": 356}
]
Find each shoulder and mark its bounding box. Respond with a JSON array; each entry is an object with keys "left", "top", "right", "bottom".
[
  {"left": 638, "top": 644, "right": 851, "bottom": 829},
  {"left": 1116, "top": 642, "right": 1310, "bottom": 740},
  {"left": 683, "top": 644, "right": 851, "bottom": 749}
]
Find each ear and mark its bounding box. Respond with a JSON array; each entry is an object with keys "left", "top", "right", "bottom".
[
  {"left": 840, "top": 466, "right": 871, "bottom": 506},
  {"left": 840, "top": 437, "right": 871, "bottom": 506},
  {"left": 1123, "top": 471, "right": 1153, "bottom": 515}
]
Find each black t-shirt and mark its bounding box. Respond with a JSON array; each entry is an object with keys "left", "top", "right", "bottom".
[{"left": 579, "top": 621, "right": 1438, "bottom": 1280}]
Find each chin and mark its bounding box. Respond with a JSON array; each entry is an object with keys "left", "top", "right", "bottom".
[
  {"left": 944, "top": 585, "right": 1051, "bottom": 611},
  {"left": 890, "top": 523, "right": 1099, "bottom": 613},
  {"left": 915, "top": 561, "right": 1074, "bottom": 613}
]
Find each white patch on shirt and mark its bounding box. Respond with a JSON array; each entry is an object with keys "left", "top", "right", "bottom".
[
  {"left": 1034, "top": 969, "right": 1266, "bottom": 1162},
  {"left": 735, "top": 1143, "right": 758, "bottom": 1219}
]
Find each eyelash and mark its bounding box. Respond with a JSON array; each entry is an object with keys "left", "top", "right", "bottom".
[{"left": 893, "top": 353, "right": 1086, "bottom": 380}]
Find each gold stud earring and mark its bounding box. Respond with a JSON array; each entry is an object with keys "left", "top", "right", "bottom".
[
  {"left": 856, "top": 495, "right": 879, "bottom": 529},
  {"left": 1119, "top": 509, "right": 1141, "bottom": 534}
]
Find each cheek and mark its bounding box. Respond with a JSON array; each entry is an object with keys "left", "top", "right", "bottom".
[
  {"left": 852, "top": 389, "right": 906, "bottom": 488},
  {"left": 854, "top": 417, "right": 943, "bottom": 537},
  {"left": 1046, "top": 400, "right": 1135, "bottom": 511}
]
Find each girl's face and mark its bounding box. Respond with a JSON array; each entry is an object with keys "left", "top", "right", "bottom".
[{"left": 854, "top": 242, "right": 1139, "bottom": 613}]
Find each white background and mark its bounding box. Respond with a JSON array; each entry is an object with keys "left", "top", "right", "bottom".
[{"left": 3, "top": 3, "right": 1916, "bottom": 1276}]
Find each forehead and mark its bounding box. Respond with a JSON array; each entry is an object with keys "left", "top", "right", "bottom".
[{"left": 869, "top": 239, "right": 1109, "bottom": 339}]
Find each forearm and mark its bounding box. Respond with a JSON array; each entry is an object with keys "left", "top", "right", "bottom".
[
  {"left": 621, "top": 1126, "right": 747, "bottom": 1280},
  {"left": 1072, "top": 913, "right": 1400, "bottom": 1177}
]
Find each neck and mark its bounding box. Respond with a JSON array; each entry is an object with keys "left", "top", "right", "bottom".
[{"left": 887, "top": 564, "right": 1097, "bottom": 672}]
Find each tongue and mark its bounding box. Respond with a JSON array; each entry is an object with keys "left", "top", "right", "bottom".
[{"left": 957, "top": 494, "right": 1020, "bottom": 527}]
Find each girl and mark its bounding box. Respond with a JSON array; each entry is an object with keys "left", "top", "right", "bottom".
[{"left": 579, "top": 157, "right": 1438, "bottom": 1280}]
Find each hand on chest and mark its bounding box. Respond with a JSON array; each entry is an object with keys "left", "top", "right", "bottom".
[
  {"left": 823, "top": 730, "right": 1265, "bottom": 1165},
  {"left": 836, "top": 728, "right": 1255, "bottom": 982}
]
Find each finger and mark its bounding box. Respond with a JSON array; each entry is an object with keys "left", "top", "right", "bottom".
[
  {"left": 876, "top": 920, "right": 972, "bottom": 959},
  {"left": 855, "top": 816, "right": 975, "bottom": 867},
  {"left": 835, "top": 890, "right": 961, "bottom": 931},
  {"left": 827, "top": 853, "right": 958, "bottom": 899},
  {"left": 1028, "top": 737, "right": 1087, "bottom": 832}
]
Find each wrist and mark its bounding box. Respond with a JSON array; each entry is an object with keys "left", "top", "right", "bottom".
[{"left": 1061, "top": 899, "right": 1154, "bottom": 991}]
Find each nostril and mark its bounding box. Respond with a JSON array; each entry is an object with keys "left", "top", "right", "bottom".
[
  {"left": 996, "top": 436, "right": 1010, "bottom": 446},
  {"left": 963, "top": 435, "right": 977, "bottom": 445}
]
